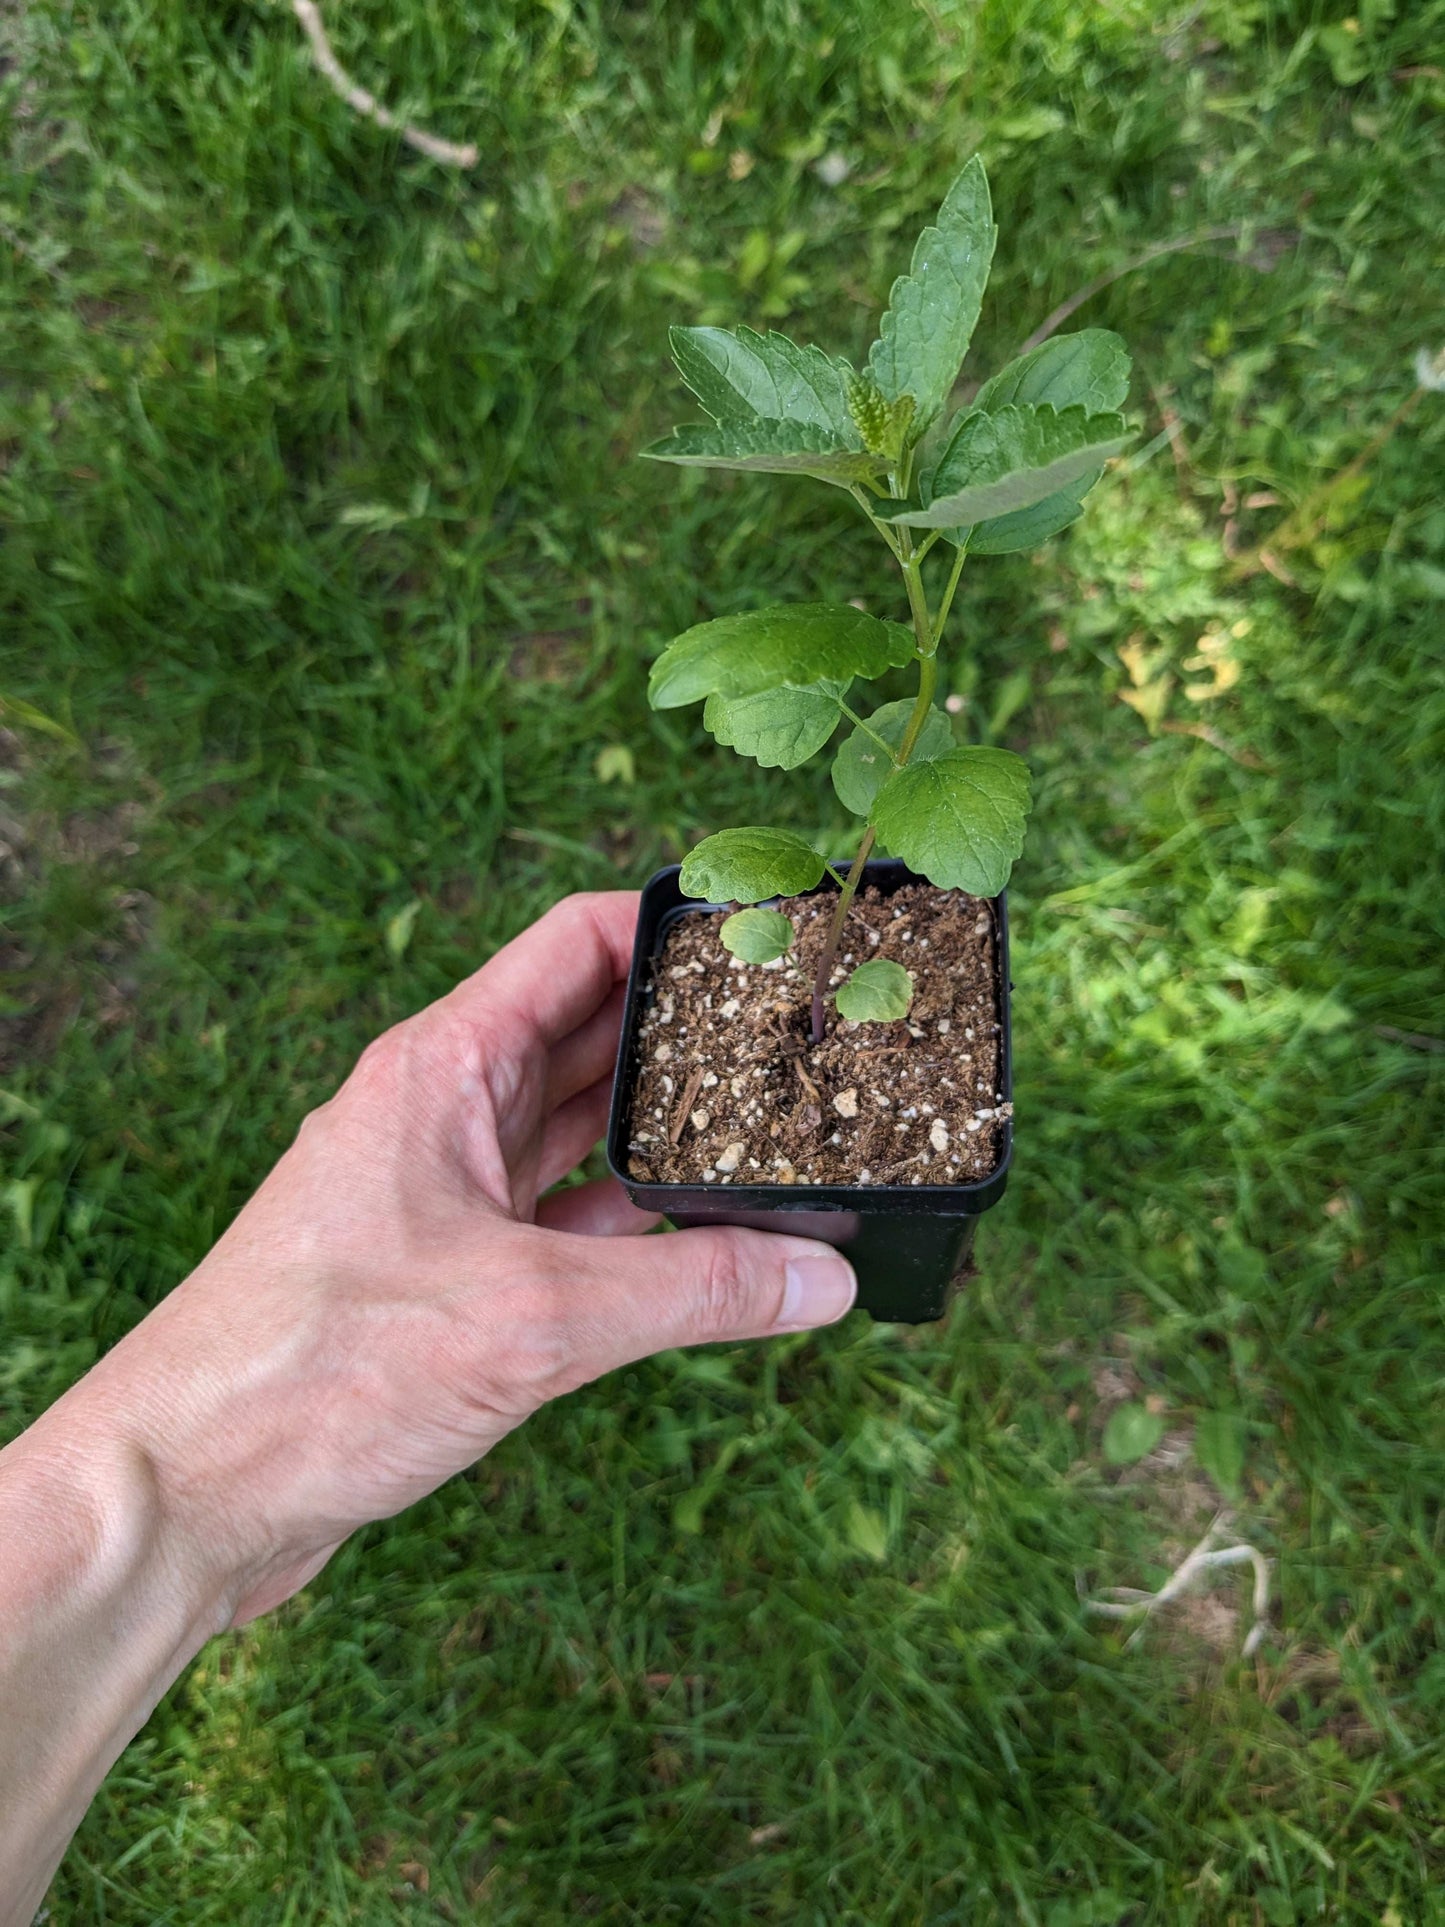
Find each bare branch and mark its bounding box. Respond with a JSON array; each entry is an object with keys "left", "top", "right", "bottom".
[
  {"left": 1082, "top": 1513, "right": 1273, "bottom": 1658},
  {"left": 291, "top": 0, "right": 479, "bottom": 170},
  {"left": 1016, "top": 226, "right": 1291, "bottom": 357}
]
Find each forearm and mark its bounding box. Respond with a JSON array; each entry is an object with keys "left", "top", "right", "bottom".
[
  {"left": 0, "top": 889, "right": 857, "bottom": 1914},
  {"left": 0, "top": 1381, "right": 228, "bottom": 1924}
]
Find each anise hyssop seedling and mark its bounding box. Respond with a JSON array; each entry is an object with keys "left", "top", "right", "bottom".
[{"left": 644, "top": 156, "right": 1133, "bottom": 1041}]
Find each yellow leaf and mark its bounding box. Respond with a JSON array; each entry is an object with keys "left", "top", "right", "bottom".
[
  {"left": 1183, "top": 652, "right": 1241, "bottom": 700},
  {"left": 845, "top": 1502, "right": 889, "bottom": 1562},
  {"left": 0, "top": 692, "right": 81, "bottom": 747},
  {"left": 1119, "top": 676, "right": 1174, "bottom": 729},
  {"left": 385, "top": 898, "right": 422, "bottom": 961},
  {"left": 595, "top": 744, "right": 636, "bottom": 786},
  {"left": 1117, "top": 634, "right": 1154, "bottom": 686}
]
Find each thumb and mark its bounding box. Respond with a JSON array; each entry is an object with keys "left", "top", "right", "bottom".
[{"left": 511, "top": 1221, "right": 858, "bottom": 1387}]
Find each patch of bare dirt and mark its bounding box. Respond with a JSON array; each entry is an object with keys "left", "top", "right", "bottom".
[
  {"left": 505, "top": 625, "right": 591, "bottom": 687},
  {"left": 609, "top": 186, "right": 668, "bottom": 253},
  {"left": 0, "top": 728, "right": 154, "bottom": 1074}
]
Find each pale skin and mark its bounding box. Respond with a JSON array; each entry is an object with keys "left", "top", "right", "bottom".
[{"left": 0, "top": 891, "right": 857, "bottom": 1920}]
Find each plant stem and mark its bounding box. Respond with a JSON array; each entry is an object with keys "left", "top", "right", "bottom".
[
  {"left": 807, "top": 525, "right": 957, "bottom": 1044},
  {"left": 932, "top": 540, "right": 968, "bottom": 642},
  {"left": 897, "top": 529, "right": 935, "bottom": 654},
  {"left": 834, "top": 697, "right": 898, "bottom": 758},
  {"left": 809, "top": 827, "right": 876, "bottom": 1043},
  {"left": 894, "top": 529, "right": 942, "bottom": 763},
  {"left": 895, "top": 650, "right": 939, "bottom": 762},
  {"left": 849, "top": 486, "right": 903, "bottom": 557}
]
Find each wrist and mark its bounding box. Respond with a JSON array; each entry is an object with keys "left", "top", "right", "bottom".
[
  {"left": 62, "top": 1241, "right": 346, "bottom": 1630},
  {"left": 0, "top": 1395, "right": 227, "bottom": 1922},
  {"left": 6, "top": 1369, "right": 236, "bottom": 1650}
]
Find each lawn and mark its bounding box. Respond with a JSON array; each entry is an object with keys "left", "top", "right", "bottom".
[{"left": 3, "top": 0, "right": 1444, "bottom": 1918}]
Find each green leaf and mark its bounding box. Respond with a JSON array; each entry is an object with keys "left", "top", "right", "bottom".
[
  {"left": 866, "top": 155, "right": 997, "bottom": 431},
  {"left": 384, "top": 897, "right": 422, "bottom": 962},
  {"left": 672, "top": 1487, "right": 708, "bottom": 1535},
  {"left": 869, "top": 747, "right": 1031, "bottom": 896},
  {"left": 0, "top": 692, "right": 81, "bottom": 748},
  {"left": 970, "top": 329, "right": 1131, "bottom": 416},
  {"left": 835, "top": 957, "right": 914, "bottom": 1023},
  {"left": 668, "top": 325, "right": 856, "bottom": 437},
  {"left": 883, "top": 404, "right": 1132, "bottom": 530},
  {"left": 679, "top": 828, "right": 827, "bottom": 904},
  {"left": 1194, "top": 1410, "right": 1246, "bottom": 1498},
  {"left": 649, "top": 605, "right": 915, "bottom": 710},
  {"left": 704, "top": 679, "right": 846, "bottom": 769},
  {"left": 720, "top": 907, "right": 795, "bottom": 964},
  {"left": 1101, "top": 1403, "right": 1165, "bottom": 1466},
  {"left": 831, "top": 698, "right": 953, "bottom": 817},
  {"left": 962, "top": 482, "right": 1097, "bottom": 555},
  {"left": 921, "top": 333, "right": 1132, "bottom": 553},
  {"left": 641, "top": 419, "right": 888, "bottom": 487}
]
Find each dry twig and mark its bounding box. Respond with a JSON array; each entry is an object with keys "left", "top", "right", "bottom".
[
  {"left": 1374, "top": 1024, "right": 1445, "bottom": 1055},
  {"left": 790, "top": 1055, "right": 822, "bottom": 1104},
  {"left": 291, "top": 0, "right": 479, "bottom": 169},
  {"left": 1083, "top": 1512, "right": 1272, "bottom": 1657},
  {"left": 668, "top": 1066, "right": 705, "bottom": 1146},
  {"left": 1015, "top": 226, "right": 1290, "bottom": 356},
  {"left": 1158, "top": 718, "right": 1268, "bottom": 770}
]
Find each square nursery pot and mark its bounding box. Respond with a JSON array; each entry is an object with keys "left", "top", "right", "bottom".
[{"left": 605, "top": 860, "right": 1012, "bottom": 1324}]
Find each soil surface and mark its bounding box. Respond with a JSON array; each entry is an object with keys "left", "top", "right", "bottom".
[{"left": 623, "top": 883, "right": 1010, "bottom": 1189}]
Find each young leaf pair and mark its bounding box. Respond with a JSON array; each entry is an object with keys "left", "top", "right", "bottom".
[
  {"left": 642, "top": 154, "right": 1134, "bottom": 1040},
  {"left": 717, "top": 904, "right": 912, "bottom": 1024}
]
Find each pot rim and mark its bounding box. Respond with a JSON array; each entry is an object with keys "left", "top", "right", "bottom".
[{"left": 605, "top": 860, "right": 1012, "bottom": 1217}]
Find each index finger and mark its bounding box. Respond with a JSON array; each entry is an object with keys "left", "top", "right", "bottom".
[{"left": 445, "top": 890, "right": 641, "bottom": 1047}]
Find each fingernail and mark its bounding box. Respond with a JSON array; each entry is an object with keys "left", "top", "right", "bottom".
[{"left": 777, "top": 1252, "right": 857, "bottom": 1330}]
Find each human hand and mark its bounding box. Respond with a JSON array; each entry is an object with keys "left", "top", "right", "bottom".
[{"left": 61, "top": 891, "right": 857, "bottom": 1629}]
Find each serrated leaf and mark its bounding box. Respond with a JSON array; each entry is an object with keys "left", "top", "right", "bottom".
[
  {"left": 1102, "top": 1402, "right": 1165, "bottom": 1466},
  {"left": 641, "top": 419, "right": 888, "bottom": 487},
  {"left": 668, "top": 325, "right": 856, "bottom": 437},
  {"left": 1194, "top": 1410, "right": 1246, "bottom": 1498},
  {"left": 971, "top": 329, "right": 1131, "bottom": 416},
  {"left": 830, "top": 698, "right": 953, "bottom": 817},
  {"left": 869, "top": 747, "right": 1031, "bottom": 896},
  {"left": 720, "top": 907, "right": 795, "bottom": 963},
  {"left": 883, "top": 404, "right": 1133, "bottom": 529},
  {"left": 923, "top": 332, "right": 1131, "bottom": 553},
  {"left": 866, "top": 155, "right": 997, "bottom": 431},
  {"left": 962, "top": 481, "right": 1098, "bottom": 555},
  {"left": 921, "top": 484, "right": 1095, "bottom": 557},
  {"left": 704, "top": 679, "right": 846, "bottom": 769},
  {"left": 836, "top": 957, "right": 914, "bottom": 1023},
  {"left": 649, "top": 605, "right": 915, "bottom": 711},
  {"left": 679, "top": 827, "right": 826, "bottom": 904}
]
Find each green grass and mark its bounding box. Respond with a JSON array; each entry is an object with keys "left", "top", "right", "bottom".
[{"left": 4, "top": 0, "right": 1445, "bottom": 1918}]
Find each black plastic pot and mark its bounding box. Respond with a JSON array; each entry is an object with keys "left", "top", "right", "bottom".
[{"left": 605, "top": 860, "right": 1012, "bottom": 1324}]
